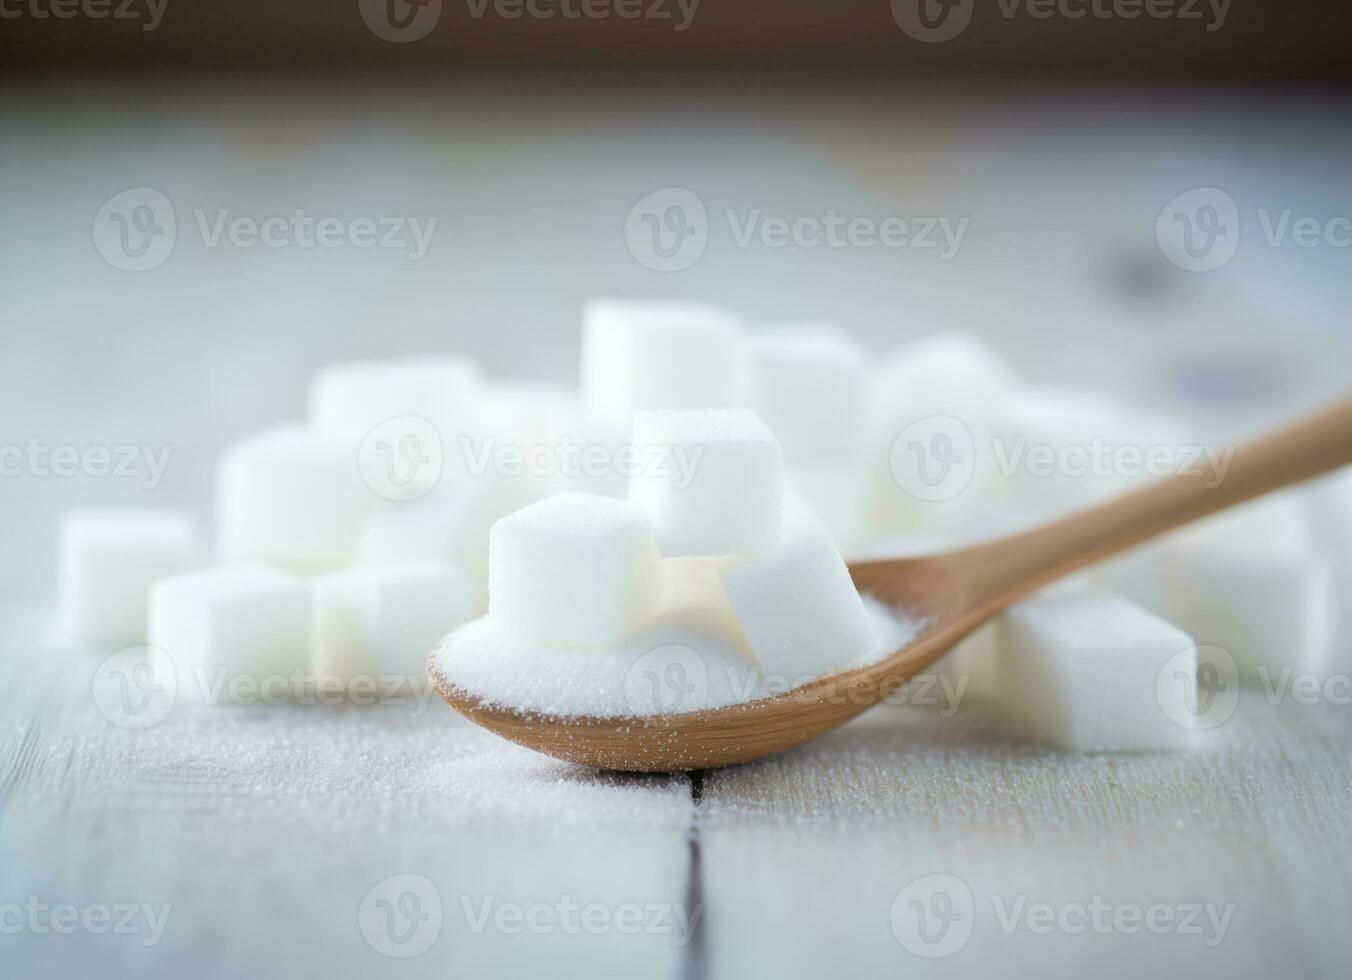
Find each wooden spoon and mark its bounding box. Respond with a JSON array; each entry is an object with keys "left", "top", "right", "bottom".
[{"left": 430, "top": 395, "right": 1352, "bottom": 772}]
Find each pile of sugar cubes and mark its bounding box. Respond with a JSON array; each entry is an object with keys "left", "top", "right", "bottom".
[{"left": 55, "top": 299, "right": 1352, "bottom": 750}]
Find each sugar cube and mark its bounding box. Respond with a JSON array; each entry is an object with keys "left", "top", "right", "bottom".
[
  {"left": 58, "top": 509, "right": 202, "bottom": 647},
  {"left": 720, "top": 498, "right": 879, "bottom": 685},
  {"left": 787, "top": 464, "right": 868, "bottom": 550},
  {"left": 216, "top": 424, "right": 374, "bottom": 573},
  {"left": 312, "top": 563, "right": 473, "bottom": 683},
  {"left": 868, "top": 331, "right": 1019, "bottom": 533},
  {"left": 629, "top": 410, "right": 784, "bottom": 557},
  {"left": 147, "top": 565, "right": 310, "bottom": 702},
  {"left": 487, "top": 493, "right": 662, "bottom": 648},
  {"left": 1094, "top": 495, "right": 1334, "bottom": 678},
  {"left": 995, "top": 592, "right": 1199, "bottom": 752},
  {"left": 308, "top": 356, "right": 481, "bottom": 448},
  {"left": 580, "top": 300, "right": 747, "bottom": 425},
  {"left": 748, "top": 324, "right": 871, "bottom": 465}
]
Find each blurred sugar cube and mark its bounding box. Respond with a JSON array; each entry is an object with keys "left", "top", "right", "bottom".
[
  {"left": 581, "top": 299, "right": 747, "bottom": 426},
  {"left": 487, "top": 492, "right": 662, "bottom": 648},
  {"left": 995, "top": 592, "right": 1200, "bottom": 752},
  {"left": 308, "top": 356, "right": 481, "bottom": 453},
  {"left": 58, "top": 509, "right": 202, "bottom": 647},
  {"left": 216, "top": 424, "right": 374, "bottom": 573},
  {"left": 147, "top": 565, "right": 310, "bottom": 702},
  {"left": 312, "top": 563, "right": 472, "bottom": 684},
  {"left": 748, "top": 323, "right": 870, "bottom": 466},
  {"left": 629, "top": 410, "right": 784, "bottom": 557},
  {"left": 1095, "top": 495, "right": 1334, "bottom": 679}
]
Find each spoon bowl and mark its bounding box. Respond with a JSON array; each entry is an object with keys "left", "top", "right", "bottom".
[{"left": 431, "top": 395, "right": 1352, "bottom": 771}]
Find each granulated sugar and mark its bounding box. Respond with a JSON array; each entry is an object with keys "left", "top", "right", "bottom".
[{"left": 432, "top": 594, "right": 924, "bottom": 719}]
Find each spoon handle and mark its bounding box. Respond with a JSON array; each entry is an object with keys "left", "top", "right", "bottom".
[{"left": 951, "top": 393, "right": 1352, "bottom": 611}]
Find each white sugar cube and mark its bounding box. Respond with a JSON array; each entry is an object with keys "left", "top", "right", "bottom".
[
  {"left": 987, "top": 388, "right": 1184, "bottom": 527},
  {"left": 657, "top": 556, "right": 752, "bottom": 656},
  {"left": 581, "top": 299, "right": 747, "bottom": 425},
  {"left": 787, "top": 464, "right": 869, "bottom": 550},
  {"left": 1302, "top": 469, "right": 1352, "bottom": 648},
  {"left": 629, "top": 410, "right": 784, "bottom": 557},
  {"left": 58, "top": 509, "right": 202, "bottom": 647},
  {"left": 356, "top": 498, "right": 460, "bottom": 567},
  {"left": 308, "top": 356, "right": 481, "bottom": 447},
  {"left": 868, "top": 332, "right": 1019, "bottom": 532},
  {"left": 1094, "top": 495, "right": 1333, "bottom": 678},
  {"left": 147, "top": 565, "right": 309, "bottom": 702},
  {"left": 720, "top": 498, "right": 879, "bottom": 685},
  {"left": 216, "top": 424, "right": 374, "bottom": 573},
  {"left": 487, "top": 493, "right": 662, "bottom": 648},
  {"left": 995, "top": 592, "right": 1198, "bottom": 752},
  {"left": 312, "top": 564, "right": 473, "bottom": 683},
  {"left": 749, "top": 324, "right": 871, "bottom": 465}
]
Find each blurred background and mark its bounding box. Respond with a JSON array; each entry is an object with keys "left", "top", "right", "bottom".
[{"left": 4, "top": 1, "right": 1352, "bottom": 597}]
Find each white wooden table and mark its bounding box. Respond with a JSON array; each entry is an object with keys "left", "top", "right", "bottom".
[{"left": 4, "top": 603, "right": 1350, "bottom": 980}]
